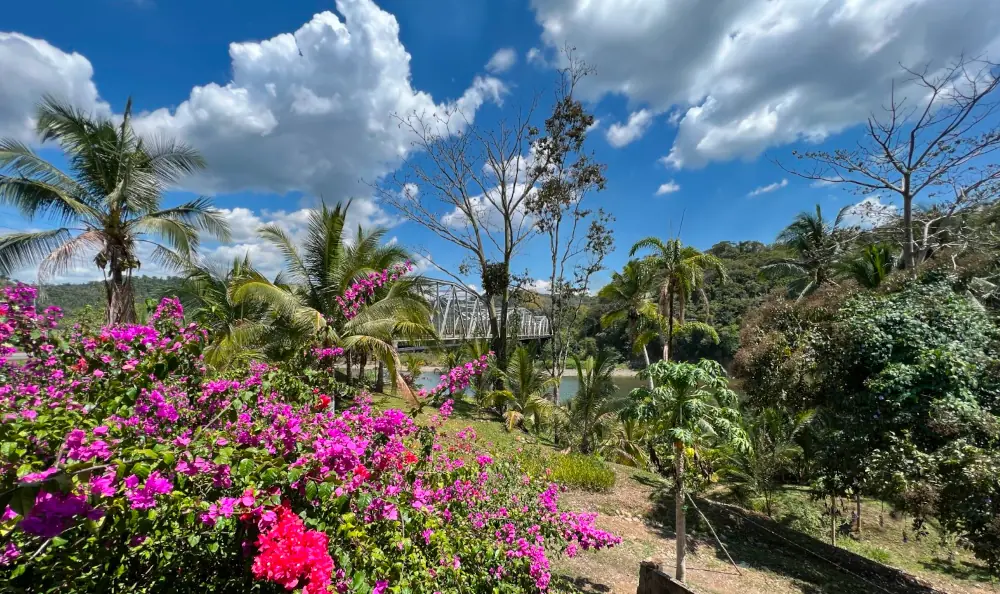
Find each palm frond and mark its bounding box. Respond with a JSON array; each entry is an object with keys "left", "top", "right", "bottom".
[{"left": 0, "top": 228, "right": 73, "bottom": 276}]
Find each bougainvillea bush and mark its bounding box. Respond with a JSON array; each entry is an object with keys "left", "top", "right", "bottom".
[{"left": 0, "top": 284, "right": 619, "bottom": 592}]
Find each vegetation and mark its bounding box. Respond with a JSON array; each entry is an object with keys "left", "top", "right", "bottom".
[{"left": 0, "top": 98, "right": 229, "bottom": 324}]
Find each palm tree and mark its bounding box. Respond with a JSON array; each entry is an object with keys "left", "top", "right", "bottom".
[
  {"left": 764, "top": 204, "right": 851, "bottom": 301},
  {"left": 564, "top": 351, "right": 622, "bottom": 454},
  {"left": 233, "top": 202, "right": 434, "bottom": 387},
  {"left": 725, "top": 408, "right": 815, "bottom": 518},
  {"left": 838, "top": 243, "right": 897, "bottom": 289},
  {"left": 599, "top": 418, "right": 650, "bottom": 468},
  {"left": 598, "top": 260, "right": 658, "bottom": 386},
  {"left": 629, "top": 237, "right": 726, "bottom": 361},
  {"left": 628, "top": 359, "right": 747, "bottom": 583},
  {"left": 177, "top": 255, "right": 278, "bottom": 369},
  {"left": 0, "top": 97, "right": 230, "bottom": 324},
  {"left": 497, "top": 345, "right": 556, "bottom": 432}
]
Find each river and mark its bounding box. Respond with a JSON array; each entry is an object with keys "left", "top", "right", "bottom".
[{"left": 415, "top": 371, "right": 646, "bottom": 403}]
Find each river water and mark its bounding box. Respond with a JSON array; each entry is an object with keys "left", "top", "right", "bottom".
[{"left": 415, "top": 371, "right": 646, "bottom": 403}]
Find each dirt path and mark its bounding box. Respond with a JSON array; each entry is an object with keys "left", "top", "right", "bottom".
[{"left": 553, "top": 469, "right": 995, "bottom": 594}]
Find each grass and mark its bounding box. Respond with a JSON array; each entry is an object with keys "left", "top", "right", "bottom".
[{"left": 367, "top": 390, "right": 997, "bottom": 593}]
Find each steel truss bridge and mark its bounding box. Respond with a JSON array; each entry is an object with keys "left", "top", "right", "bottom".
[{"left": 406, "top": 278, "right": 551, "bottom": 346}]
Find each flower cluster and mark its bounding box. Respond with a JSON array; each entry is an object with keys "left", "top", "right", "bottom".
[
  {"left": 335, "top": 262, "right": 414, "bottom": 319},
  {"left": 417, "top": 353, "right": 492, "bottom": 401},
  {"left": 312, "top": 346, "right": 345, "bottom": 361},
  {"left": 252, "top": 505, "right": 334, "bottom": 594},
  {"left": 0, "top": 289, "right": 617, "bottom": 593}
]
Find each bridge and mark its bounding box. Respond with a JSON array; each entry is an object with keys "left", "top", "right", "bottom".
[{"left": 407, "top": 278, "right": 551, "bottom": 347}]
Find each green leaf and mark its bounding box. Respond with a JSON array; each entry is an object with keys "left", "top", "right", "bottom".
[
  {"left": 188, "top": 535, "right": 200, "bottom": 547},
  {"left": 9, "top": 486, "right": 39, "bottom": 517}
]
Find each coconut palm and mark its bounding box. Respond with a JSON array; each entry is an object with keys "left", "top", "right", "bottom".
[
  {"left": 0, "top": 97, "right": 229, "bottom": 324},
  {"left": 627, "top": 359, "right": 747, "bottom": 583},
  {"left": 764, "top": 204, "right": 852, "bottom": 301},
  {"left": 563, "top": 351, "right": 622, "bottom": 454},
  {"left": 233, "top": 202, "right": 435, "bottom": 387},
  {"left": 496, "top": 345, "right": 556, "bottom": 432},
  {"left": 725, "top": 408, "right": 815, "bottom": 518},
  {"left": 629, "top": 237, "right": 727, "bottom": 361},
  {"left": 598, "top": 260, "right": 658, "bottom": 386},
  {"left": 176, "top": 255, "right": 281, "bottom": 369},
  {"left": 838, "top": 243, "right": 897, "bottom": 289}
]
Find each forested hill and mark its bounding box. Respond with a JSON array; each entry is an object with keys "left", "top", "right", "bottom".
[{"left": 35, "top": 276, "right": 184, "bottom": 313}]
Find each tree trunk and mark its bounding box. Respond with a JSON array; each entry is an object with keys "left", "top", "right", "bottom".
[
  {"left": 345, "top": 352, "right": 353, "bottom": 383},
  {"left": 359, "top": 352, "right": 367, "bottom": 381},
  {"left": 665, "top": 286, "right": 675, "bottom": 362},
  {"left": 678, "top": 291, "right": 686, "bottom": 324},
  {"left": 674, "top": 441, "right": 687, "bottom": 582},
  {"left": 902, "top": 179, "right": 915, "bottom": 269},
  {"left": 855, "top": 494, "right": 862, "bottom": 537},
  {"left": 105, "top": 266, "right": 136, "bottom": 326},
  {"left": 830, "top": 494, "right": 837, "bottom": 546},
  {"left": 641, "top": 344, "right": 654, "bottom": 389},
  {"left": 375, "top": 361, "right": 385, "bottom": 393}
]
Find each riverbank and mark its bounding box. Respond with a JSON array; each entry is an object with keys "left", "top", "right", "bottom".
[{"left": 418, "top": 365, "right": 641, "bottom": 378}]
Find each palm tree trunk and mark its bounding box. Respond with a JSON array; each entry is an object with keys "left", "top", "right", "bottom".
[
  {"left": 665, "top": 286, "right": 675, "bottom": 362},
  {"left": 375, "top": 361, "right": 385, "bottom": 393},
  {"left": 641, "top": 344, "right": 654, "bottom": 389},
  {"left": 674, "top": 440, "right": 687, "bottom": 582},
  {"left": 106, "top": 265, "right": 136, "bottom": 326},
  {"left": 345, "top": 352, "right": 353, "bottom": 383},
  {"left": 678, "top": 291, "right": 686, "bottom": 324}
]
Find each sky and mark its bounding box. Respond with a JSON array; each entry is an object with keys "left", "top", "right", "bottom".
[{"left": 2, "top": 0, "right": 1000, "bottom": 289}]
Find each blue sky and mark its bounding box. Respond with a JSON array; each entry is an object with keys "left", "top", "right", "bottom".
[{"left": 2, "top": 0, "right": 1000, "bottom": 288}]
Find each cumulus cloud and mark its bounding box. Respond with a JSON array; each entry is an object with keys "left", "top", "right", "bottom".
[
  {"left": 526, "top": 47, "right": 546, "bottom": 67},
  {"left": 605, "top": 109, "right": 654, "bottom": 148},
  {"left": 526, "top": 278, "right": 551, "bottom": 294},
  {"left": 530, "top": 0, "right": 1000, "bottom": 168},
  {"left": 1, "top": 0, "right": 504, "bottom": 212},
  {"left": 655, "top": 181, "right": 681, "bottom": 196},
  {"left": 486, "top": 48, "right": 517, "bottom": 73},
  {"left": 0, "top": 33, "right": 110, "bottom": 143},
  {"left": 747, "top": 178, "right": 788, "bottom": 197},
  {"left": 842, "top": 196, "right": 898, "bottom": 227}
]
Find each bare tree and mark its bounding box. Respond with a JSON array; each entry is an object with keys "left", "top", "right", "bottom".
[
  {"left": 782, "top": 56, "right": 1000, "bottom": 268},
  {"left": 377, "top": 83, "right": 559, "bottom": 370}
]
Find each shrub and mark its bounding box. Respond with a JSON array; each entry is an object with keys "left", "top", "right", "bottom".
[{"left": 0, "top": 284, "right": 620, "bottom": 592}]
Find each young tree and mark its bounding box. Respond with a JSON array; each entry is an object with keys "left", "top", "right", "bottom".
[
  {"left": 763, "top": 205, "right": 854, "bottom": 301},
  {"left": 783, "top": 57, "right": 1000, "bottom": 268},
  {"left": 628, "top": 360, "right": 747, "bottom": 582},
  {"left": 524, "top": 55, "right": 613, "bottom": 403},
  {"left": 0, "top": 98, "right": 230, "bottom": 324},
  {"left": 378, "top": 53, "right": 598, "bottom": 375},
  {"left": 597, "top": 261, "right": 658, "bottom": 387}
]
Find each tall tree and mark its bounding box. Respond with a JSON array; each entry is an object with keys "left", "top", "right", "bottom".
[
  {"left": 783, "top": 57, "right": 1000, "bottom": 268},
  {"left": 0, "top": 97, "right": 230, "bottom": 324},
  {"left": 597, "top": 260, "right": 658, "bottom": 387},
  {"left": 629, "top": 238, "right": 726, "bottom": 360},
  {"left": 628, "top": 360, "right": 747, "bottom": 583},
  {"left": 764, "top": 205, "right": 852, "bottom": 301},
  {"left": 377, "top": 53, "right": 596, "bottom": 376},
  {"left": 523, "top": 54, "right": 613, "bottom": 404}
]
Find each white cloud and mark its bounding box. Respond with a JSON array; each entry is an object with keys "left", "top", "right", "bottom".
[
  {"left": 655, "top": 180, "right": 681, "bottom": 196},
  {"left": 747, "top": 178, "right": 788, "bottom": 197},
  {"left": 0, "top": 33, "right": 110, "bottom": 143},
  {"left": 1, "top": 0, "right": 505, "bottom": 225},
  {"left": 486, "top": 48, "right": 517, "bottom": 73},
  {"left": 526, "top": 278, "right": 551, "bottom": 294},
  {"left": 530, "top": 0, "right": 1000, "bottom": 168},
  {"left": 605, "top": 109, "right": 654, "bottom": 148},
  {"left": 842, "top": 196, "right": 898, "bottom": 227},
  {"left": 585, "top": 118, "right": 602, "bottom": 133},
  {"left": 526, "top": 47, "right": 546, "bottom": 67}
]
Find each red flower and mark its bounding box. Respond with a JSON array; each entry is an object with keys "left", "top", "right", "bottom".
[
  {"left": 353, "top": 464, "right": 370, "bottom": 481},
  {"left": 403, "top": 450, "right": 418, "bottom": 465},
  {"left": 315, "top": 395, "right": 331, "bottom": 410},
  {"left": 252, "top": 506, "right": 333, "bottom": 594}
]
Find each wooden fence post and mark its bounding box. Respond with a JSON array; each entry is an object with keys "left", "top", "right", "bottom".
[{"left": 637, "top": 561, "right": 699, "bottom": 594}]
